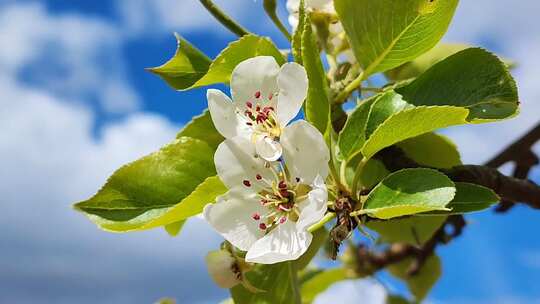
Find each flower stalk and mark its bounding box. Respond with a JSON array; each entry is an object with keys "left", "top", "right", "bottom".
[{"left": 198, "top": 0, "right": 251, "bottom": 37}]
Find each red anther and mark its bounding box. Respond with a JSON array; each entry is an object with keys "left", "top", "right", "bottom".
[
  {"left": 295, "top": 177, "right": 300, "bottom": 183},
  {"left": 278, "top": 180, "right": 287, "bottom": 189},
  {"left": 246, "top": 122, "right": 253, "bottom": 126},
  {"left": 255, "top": 105, "right": 261, "bottom": 112},
  {"left": 243, "top": 180, "right": 251, "bottom": 187},
  {"left": 262, "top": 106, "right": 273, "bottom": 114},
  {"left": 268, "top": 93, "right": 273, "bottom": 100},
  {"left": 279, "top": 217, "right": 287, "bottom": 224},
  {"left": 255, "top": 91, "right": 261, "bottom": 99},
  {"left": 244, "top": 109, "right": 252, "bottom": 116},
  {"left": 252, "top": 213, "right": 261, "bottom": 220},
  {"left": 260, "top": 199, "right": 268, "bottom": 205},
  {"left": 259, "top": 223, "right": 267, "bottom": 230},
  {"left": 280, "top": 189, "right": 290, "bottom": 197},
  {"left": 246, "top": 101, "right": 253, "bottom": 108},
  {"left": 256, "top": 174, "right": 262, "bottom": 180}
]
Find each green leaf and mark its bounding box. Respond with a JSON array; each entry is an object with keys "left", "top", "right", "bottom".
[
  {"left": 150, "top": 34, "right": 285, "bottom": 91},
  {"left": 148, "top": 33, "right": 211, "bottom": 90},
  {"left": 396, "top": 48, "right": 519, "bottom": 121},
  {"left": 177, "top": 110, "right": 224, "bottom": 149},
  {"left": 361, "top": 105, "right": 469, "bottom": 160},
  {"left": 80, "top": 176, "right": 227, "bottom": 232},
  {"left": 386, "top": 43, "right": 470, "bottom": 81},
  {"left": 231, "top": 262, "right": 299, "bottom": 304},
  {"left": 292, "top": 0, "right": 306, "bottom": 64},
  {"left": 366, "top": 216, "right": 446, "bottom": 245},
  {"left": 74, "top": 137, "right": 216, "bottom": 229},
  {"left": 364, "top": 91, "right": 414, "bottom": 138},
  {"left": 362, "top": 168, "right": 455, "bottom": 219},
  {"left": 397, "top": 132, "right": 461, "bottom": 169},
  {"left": 337, "top": 96, "right": 376, "bottom": 161},
  {"left": 388, "top": 255, "right": 442, "bottom": 301},
  {"left": 345, "top": 157, "right": 389, "bottom": 190},
  {"left": 426, "top": 182, "right": 499, "bottom": 215},
  {"left": 302, "top": 13, "right": 331, "bottom": 134},
  {"left": 335, "top": 0, "right": 458, "bottom": 76},
  {"left": 164, "top": 220, "right": 185, "bottom": 236},
  {"left": 300, "top": 268, "right": 347, "bottom": 304}
]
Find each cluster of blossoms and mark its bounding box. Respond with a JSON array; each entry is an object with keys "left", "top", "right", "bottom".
[{"left": 203, "top": 56, "right": 330, "bottom": 264}]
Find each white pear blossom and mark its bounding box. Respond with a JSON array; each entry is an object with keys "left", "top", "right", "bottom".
[
  {"left": 204, "top": 120, "right": 330, "bottom": 264},
  {"left": 207, "top": 56, "right": 308, "bottom": 161}
]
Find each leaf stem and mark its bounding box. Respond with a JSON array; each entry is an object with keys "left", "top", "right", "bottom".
[
  {"left": 199, "top": 0, "right": 251, "bottom": 37},
  {"left": 339, "top": 160, "right": 349, "bottom": 191},
  {"left": 308, "top": 212, "right": 336, "bottom": 233},
  {"left": 351, "top": 157, "right": 368, "bottom": 199},
  {"left": 263, "top": 0, "right": 292, "bottom": 41},
  {"left": 334, "top": 70, "right": 365, "bottom": 104}
]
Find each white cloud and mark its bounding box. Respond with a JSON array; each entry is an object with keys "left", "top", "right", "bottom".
[
  {"left": 314, "top": 279, "right": 387, "bottom": 304},
  {"left": 0, "top": 2, "right": 139, "bottom": 113}
]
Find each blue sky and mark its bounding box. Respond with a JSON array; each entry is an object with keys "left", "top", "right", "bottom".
[{"left": 1, "top": 1, "right": 540, "bottom": 303}]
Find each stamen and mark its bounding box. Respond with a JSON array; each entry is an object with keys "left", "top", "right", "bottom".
[
  {"left": 279, "top": 216, "right": 287, "bottom": 224},
  {"left": 256, "top": 174, "right": 262, "bottom": 180},
  {"left": 255, "top": 91, "right": 261, "bottom": 99},
  {"left": 246, "top": 101, "right": 253, "bottom": 108},
  {"left": 295, "top": 177, "right": 300, "bottom": 183},
  {"left": 259, "top": 223, "right": 267, "bottom": 230},
  {"left": 268, "top": 93, "right": 273, "bottom": 100},
  {"left": 252, "top": 213, "right": 261, "bottom": 220},
  {"left": 278, "top": 180, "right": 287, "bottom": 189},
  {"left": 243, "top": 180, "right": 251, "bottom": 187}
]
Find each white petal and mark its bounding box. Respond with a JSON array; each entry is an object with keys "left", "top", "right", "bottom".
[
  {"left": 245, "top": 221, "right": 312, "bottom": 264},
  {"left": 307, "top": 0, "right": 334, "bottom": 11},
  {"left": 286, "top": 0, "right": 300, "bottom": 13},
  {"left": 207, "top": 89, "right": 251, "bottom": 139},
  {"left": 281, "top": 120, "right": 330, "bottom": 184},
  {"left": 230, "top": 56, "right": 280, "bottom": 111},
  {"left": 255, "top": 135, "right": 283, "bottom": 161},
  {"left": 296, "top": 175, "right": 328, "bottom": 231},
  {"left": 214, "top": 136, "right": 273, "bottom": 190},
  {"left": 276, "top": 62, "right": 308, "bottom": 126},
  {"left": 203, "top": 188, "right": 267, "bottom": 251}
]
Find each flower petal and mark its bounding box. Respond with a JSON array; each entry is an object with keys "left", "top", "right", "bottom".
[
  {"left": 215, "top": 136, "right": 273, "bottom": 190},
  {"left": 230, "top": 56, "right": 280, "bottom": 111},
  {"left": 245, "top": 220, "right": 312, "bottom": 264},
  {"left": 207, "top": 89, "right": 251, "bottom": 139},
  {"left": 276, "top": 62, "right": 308, "bottom": 126},
  {"left": 281, "top": 120, "right": 330, "bottom": 184},
  {"left": 296, "top": 175, "right": 328, "bottom": 231},
  {"left": 203, "top": 188, "right": 267, "bottom": 251},
  {"left": 205, "top": 249, "right": 241, "bottom": 288},
  {"left": 255, "top": 135, "right": 283, "bottom": 162}
]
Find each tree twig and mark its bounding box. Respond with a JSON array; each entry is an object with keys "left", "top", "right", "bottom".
[{"left": 199, "top": 0, "right": 251, "bottom": 37}]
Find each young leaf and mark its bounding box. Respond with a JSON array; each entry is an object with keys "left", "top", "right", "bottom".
[
  {"left": 366, "top": 216, "right": 447, "bottom": 246},
  {"left": 164, "top": 220, "right": 186, "bottom": 237},
  {"left": 292, "top": 0, "right": 306, "bottom": 63},
  {"left": 74, "top": 137, "right": 216, "bottom": 226},
  {"left": 385, "top": 43, "right": 470, "bottom": 81},
  {"left": 334, "top": 0, "right": 458, "bottom": 76},
  {"left": 80, "top": 176, "right": 226, "bottom": 233},
  {"left": 337, "top": 96, "right": 376, "bottom": 161},
  {"left": 147, "top": 33, "right": 211, "bottom": 90},
  {"left": 397, "top": 132, "right": 462, "bottom": 169},
  {"left": 300, "top": 268, "right": 347, "bottom": 303},
  {"left": 150, "top": 34, "right": 285, "bottom": 91},
  {"left": 302, "top": 13, "right": 331, "bottom": 134},
  {"left": 362, "top": 168, "right": 455, "bottom": 219},
  {"left": 388, "top": 255, "right": 442, "bottom": 301},
  {"left": 426, "top": 182, "right": 500, "bottom": 215},
  {"left": 396, "top": 48, "right": 519, "bottom": 121},
  {"left": 361, "top": 105, "right": 470, "bottom": 160},
  {"left": 231, "top": 262, "right": 299, "bottom": 304},
  {"left": 177, "top": 109, "right": 224, "bottom": 149}
]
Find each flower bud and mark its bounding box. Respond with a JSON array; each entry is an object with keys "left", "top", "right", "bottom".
[{"left": 205, "top": 249, "right": 242, "bottom": 289}]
